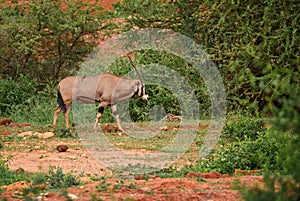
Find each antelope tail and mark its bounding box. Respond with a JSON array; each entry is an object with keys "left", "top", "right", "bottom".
[{"left": 57, "top": 90, "right": 66, "bottom": 113}]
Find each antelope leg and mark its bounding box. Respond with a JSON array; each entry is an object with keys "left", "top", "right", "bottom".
[
  {"left": 94, "top": 106, "right": 104, "bottom": 132},
  {"left": 64, "top": 104, "right": 72, "bottom": 128},
  {"left": 53, "top": 106, "right": 62, "bottom": 128},
  {"left": 111, "top": 105, "right": 124, "bottom": 132}
]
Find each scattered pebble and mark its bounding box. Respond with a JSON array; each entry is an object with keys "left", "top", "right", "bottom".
[
  {"left": 68, "top": 156, "right": 77, "bottom": 160},
  {"left": 18, "top": 131, "right": 55, "bottom": 139},
  {"left": 37, "top": 132, "right": 55, "bottom": 139},
  {"left": 67, "top": 193, "right": 78, "bottom": 200},
  {"left": 0, "top": 118, "right": 12, "bottom": 126},
  {"left": 56, "top": 145, "right": 68, "bottom": 152}
]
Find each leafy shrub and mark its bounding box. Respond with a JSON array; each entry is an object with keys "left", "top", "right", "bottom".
[
  {"left": 0, "top": 155, "right": 29, "bottom": 186},
  {"left": 31, "top": 172, "right": 47, "bottom": 185},
  {"left": 175, "top": 115, "right": 281, "bottom": 174},
  {"left": 199, "top": 130, "right": 281, "bottom": 174},
  {"left": 47, "top": 166, "right": 80, "bottom": 189},
  {"left": 0, "top": 75, "right": 57, "bottom": 125},
  {"left": 0, "top": 75, "right": 39, "bottom": 115},
  {"left": 241, "top": 98, "right": 300, "bottom": 201},
  {"left": 221, "top": 115, "right": 266, "bottom": 142}
]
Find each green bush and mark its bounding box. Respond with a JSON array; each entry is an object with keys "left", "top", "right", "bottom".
[
  {"left": 0, "top": 155, "right": 29, "bottom": 186},
  {"left": 199, "top": 131, "right": 281, "bottom": 174},
  {"left": 47, "top": 166, "right": 80, "bottom": 189},
  {"left": 0, "top": 75, "right": 57, "bottom": 125},
  {"left": 222, "top": 115, "right": 266, "bottom": 142},
  {"left": 0, "top": 75, "right": 39, "bottom": 114},
  {"left": 241, "top": 99, "right": 300, "bottom": 201},
  {"left": 31, "top": 172, "right": 48, "bottom": 186},
  {"left": 0, "top": 159, "right": 80, "bottom": 190},
  {"left": 170, "top": 116, "right": 281, "bottom": 174}
]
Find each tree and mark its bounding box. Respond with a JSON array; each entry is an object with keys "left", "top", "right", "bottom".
[{"left": 0, "top": 0, "right": 107, "bottom": 82}]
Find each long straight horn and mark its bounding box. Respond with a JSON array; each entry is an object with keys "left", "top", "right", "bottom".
[{"left": 127, "top": 55, "right": 144, "bottom": 84}]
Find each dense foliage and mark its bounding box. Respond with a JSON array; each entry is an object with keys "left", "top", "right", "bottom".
[{"left": 114, "top": 0, "right": 300, "bottom": 113}]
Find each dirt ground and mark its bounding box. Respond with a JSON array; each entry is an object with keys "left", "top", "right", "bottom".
[
  {"left": 2, "top": 139, "right": 112, "bottom": 177},
  {"left": 0, "top": 138, "right": 264, "bottom": 201}
]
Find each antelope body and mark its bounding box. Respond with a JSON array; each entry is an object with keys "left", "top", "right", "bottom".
[{"left": 52, "top": 57, "right": 148, "bottom": 132}]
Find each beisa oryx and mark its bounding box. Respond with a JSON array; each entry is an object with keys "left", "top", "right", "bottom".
[{"left": 52, "top": 55, "right": 148, "bottom": 132}]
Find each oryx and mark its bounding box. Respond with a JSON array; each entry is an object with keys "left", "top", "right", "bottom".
[{"left": 52, "top": 56, "right": 148, "bottom": 132}]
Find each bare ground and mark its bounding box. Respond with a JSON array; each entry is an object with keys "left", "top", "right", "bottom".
[{"left": 0, "top": 138, "right": 264, "bottom": 201}]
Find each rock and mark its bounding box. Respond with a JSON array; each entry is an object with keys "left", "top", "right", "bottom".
[
  {"left": 37, "top": 132, "right": 55, "bottom": 139},
  {"left": 102, "top": 124, "right": 121, "bottom": 133},
  {"left": 139, "top": 186, "right": 152, "bottom": 193},
  {"left": 165, "top": 114, "right": 182, "bottom": 122},
  {"left": 159, "top": 126, "right": 168, "bottom": 131},
  {"left": 68, "top": 156, "right": 77, "bottom": 160},
  {"left": 9, "top": 123, "right": 32, "bottom": 127},
  {"left": 15, "top": 167, "right": 25, "bottom": 175},
  {"left": 80, "top": 154, "right": 88, "bottom": 158},
  {"left": 18, "top": 131, "right": 55, "bottom": 139},
  {"left": 234, "top": 169, "right": 261, "bottom": 175},
  {"left": 159, "top": 126, "right": 178, "bottom": 131},
  {"left": 18, "top": 131, "right": 34, "bottom": 137},
  {"left": 67, "top": 193, "right": 78, "bottom": 200},
  {"left": 5, "top": 181, "right": 31, "bottom": 192},
  {"left": 0, "top": 118, "right": 12, "bottom": 126},
  {"left": 198, "top": 124, "right": 209, "bottom": 130},
  {"left": 56, "top": 145, "right": 68, "bottom": 152},
  {"left": 196, "top": 172, "right": 230, "bottom": 179},
  {"left": 0, "top": 131, "right": 11, "bottom": 136}
]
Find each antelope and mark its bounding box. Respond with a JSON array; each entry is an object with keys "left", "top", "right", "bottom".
[{"left": 52, "top": 55, "right": 148, "bottom": 132}]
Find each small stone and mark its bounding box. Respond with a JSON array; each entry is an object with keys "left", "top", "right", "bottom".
[
  {"left": 0, "top": 131, "right": 11, "bottom": 136},
  {"left": 159, "top": 126, "right": 169, "bottom": 131},
  {"left": 102, "top": 124, "right": 121, "bottom": 133},
  {"left": 9, "top": 123, "right": 32, "bottom": 127},
  {"left": 18, "top": 131, "right": 33, "bottom": 137},
  {"left": 68, "top": 156, "right": 77, "bottom": 160},
  {"left": 0, "top": 118, "right": 12, "bottom": 126},
  {"left": 15, "top": 167, "right": 25, "bottom": 175},
  {"left": 37, "top": 132, "right": 55, "bottom": 139},
  {"left": 34, "top": 132, "right": 43, "bottom": 137},
  {"left": 139, "top": 186, "right": 152, "bottom": 193},
  {"left": 67, "top": 193, "right": 78, "bottom": 200},
  {"left": 56, "top": 145, "right": 68, "bottom": 152},
  {"left": 80, "top": 154, "right": 87, "bottom": 158},
  {"left": 5, "top": 181, "right": 31, "bottom": 191}
]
